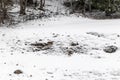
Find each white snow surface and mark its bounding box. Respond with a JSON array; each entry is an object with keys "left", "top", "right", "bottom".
[{"left": 0, "top": 16, "right": 120, "bottom": 80}]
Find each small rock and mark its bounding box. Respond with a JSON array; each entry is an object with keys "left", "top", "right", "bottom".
[
  {"left": 117, "top": 35, "right": 120, "bottom": 37},
  {"left": 70, "top": 42, "right": 79, "bottom": 46},
  {"left": 9, "top": 74, "right": 12, "bottom": 76},
  {"left": 2, "top": 34, "right": 5, "bottom": 36},
  {"left": 14, "top": 70, "right": 23, "bottom": 74},
  {"left": 16, "top": 64, "right": 19, "bottom": 66},
  {"left": 30, "top": 75, "right": 32, "bottom": 77}
]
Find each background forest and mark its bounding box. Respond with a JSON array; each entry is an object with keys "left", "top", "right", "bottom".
[{"left": 1, "top": 0, "right": 120, "bottom": 25}]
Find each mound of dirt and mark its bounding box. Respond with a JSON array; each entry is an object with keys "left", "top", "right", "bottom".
[{"left": 103, "top": 45, "right": 118, "bottom": 53}]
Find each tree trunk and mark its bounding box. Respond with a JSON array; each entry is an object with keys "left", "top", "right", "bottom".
[
  {"left": 39, "top": 0, "right": 45, "bottom": 10},
  {"left": 82, "top": 0, "right": 86, "bottom": 15},
  {"left": 20, "top": 0, "right": 27, "bottom": 15},
  {"left": 0, "top": 0, "right": 8, "bottom": 24},
  {"left": 43, "top": 0, "right": 45, "bottom": 7},
  {"left": 3, "top": 8, "right": 7, "bottom": 19},
  {"left": 34, "top": 0, "right": 37, "bottom": 7},
  {"left": 88, "top": 0, "right": 92, "bottom": 12},
  {"left": 27, "top": 0, "right": 33, "bottom": 6},
  {"left": 39, "top": 0, "right": 43, "bottom": 10},
  {"left": 70, "top": 0, "right": 73, "bottom": 13}
]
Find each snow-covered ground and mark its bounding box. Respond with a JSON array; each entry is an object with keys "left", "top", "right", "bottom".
[{"left": 0, "top": 16, "right": 120, "bottom": 80}]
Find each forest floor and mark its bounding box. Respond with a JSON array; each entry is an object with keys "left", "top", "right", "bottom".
[{"left": 0, "top": 16, "right": 120, "bottom": 80}]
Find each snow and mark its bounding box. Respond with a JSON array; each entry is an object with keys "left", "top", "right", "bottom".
[
  {"left": 13, "top": 16, "right": 120, "bottom": 33},
  {"left": 0, "top": 16, "right": 120, "bottom": 80}
]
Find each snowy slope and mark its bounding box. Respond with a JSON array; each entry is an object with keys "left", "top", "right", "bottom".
[{"left": 0, "top": 16, "right": 120, "bottom": 80}]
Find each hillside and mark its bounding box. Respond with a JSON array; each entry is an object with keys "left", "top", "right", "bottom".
[{"left": 1, "top": 0, "right": 120, "bottom": 80}]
